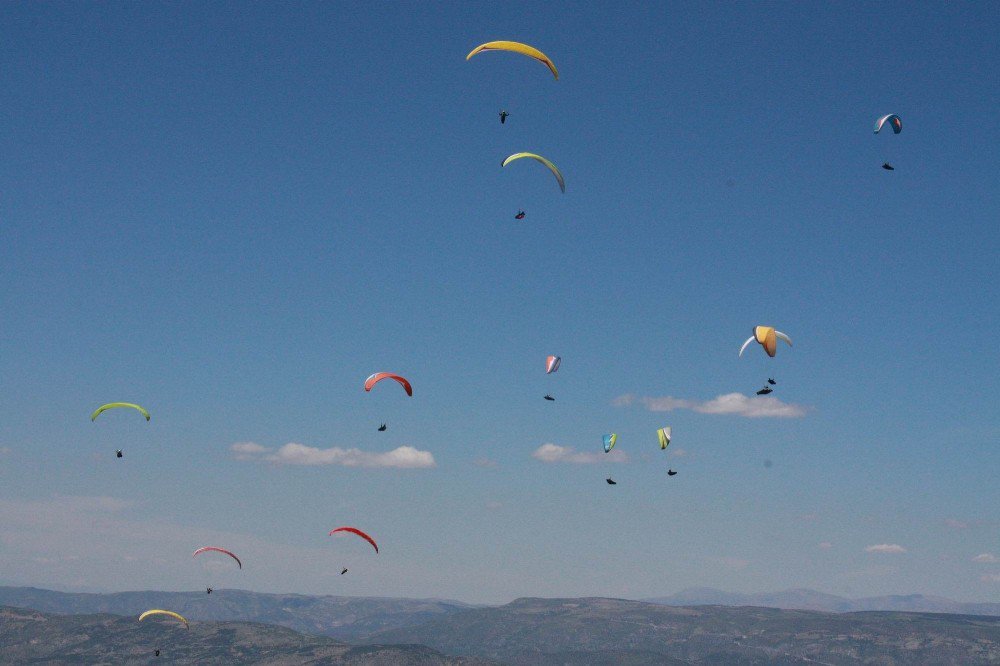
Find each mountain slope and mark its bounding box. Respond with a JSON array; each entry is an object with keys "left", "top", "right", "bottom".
[
  {"left": 364, "top": 596, "right": 1000, "bottom": 664},
  {"left": 0, "top": 605, "right": 492, "bottom": 665},
  {"left": 0, "top": 586, "right": 472, "bottom": 640}
]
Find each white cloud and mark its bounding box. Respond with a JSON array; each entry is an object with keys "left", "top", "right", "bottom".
[
  {"left": 474, "top": 457, "right": 499, "bottom": 468},
  {"left": 614, "top": 393, "right": 808, "bottom": 418},
  {"left": 485, "top": 501, "right": 503, "bottom": 510},
  {"left": 973, "top": 553, "right": 998, "bottom": 563},
  {"left": 981, "top": 573, "right": 1000, "bottom": 583},
  {"left": 532, "top": 443, "right": 628, "bottom": 464},
  {"left": 0, "top": 446, "right": 11, "bottom": 456},
  {"left": 266, "top": 443, "right": 435, "bottom": 468},
  {"left": 668, "top": 448, "right": 688, "bottom": 458},
  {"left": 230, "top": 441, "right": 271, "bottom": 460},
  {"left": 945, "top": 518, "right": 970, "bottom": 530},
  {"left": 865, "top": 544, "right": 907, "bottom": 554},
  {"left": 819, "top": 541, "right": 833, "bottom": 550}
]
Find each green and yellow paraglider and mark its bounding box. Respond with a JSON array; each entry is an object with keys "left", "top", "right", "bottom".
[{"left": 91, "top": 402, "right": 150, "bottom": 422}]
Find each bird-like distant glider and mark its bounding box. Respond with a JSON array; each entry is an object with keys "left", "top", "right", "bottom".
[
  {"left": 667, "top": 469, "right": 678, "bottom": 476},
  {"left": 544, "top": 394, "right": 555, "bottom": 401},
  {"left": 603, "top": 433, "right": 617, "bottom": 453},
  {"left": 329, "top": 527, "right": 379, "bottom": 554},
  {"left": 874, "top": 114, "right": 902, "bottom": 134},
  {"left": 739, "top": 326, "right": 792, "bottom": 358},
  {"left": 657, "top": 427, "right": 671, "bottom": 450},
  {"left": 756, "top": 386, "right": 773, "bottom": 395},
  {"left": 138, "top": 610, "right": 189, "bottom": 628},
  {"left": 91, "top": 403, "right": 150, "bottom": 422},
  {"left": 364, "top": 373, "right": 412, "bottom": 396},
  {"left": 467, "top": 41, "right": 559, "bottom": 80},
  {"left": 882, "top": 162, "right": 895, "bottom": 170},
  {"left": 502, "top": 153, "right": 565, "bottom": 193},
  {"left": 606, "top": 477, "right": 617, "bottom": 485},
  {"left": 193, "top": 547, "right": 242, "bottom": 569},
  {"left": 546, "top": 356, "right": 561, "bottom": 374}
]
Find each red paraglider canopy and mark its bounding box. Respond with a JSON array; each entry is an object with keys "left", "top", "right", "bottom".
[
  {"left": 328, "top": 527, "right": 379, "bottom": 554},
  {"left": 192, "top": 546, "right": 242, "bottom": 569},
  {"left": 364, "top": 373, "right": 412, "bottom": 396}
]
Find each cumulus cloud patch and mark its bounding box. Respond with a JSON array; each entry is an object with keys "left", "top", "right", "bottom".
[
  {"left": 614, "top": 393, "right": 807, "bottom": 418},
  {"left": 233, "top": 441, "right": 435, "bottom": 468},
  {"left": 230, "top": 442, "right": 271, "bottom": 460},
  {"left": 268, "top": 443, "right": 435, "bottom": 468},
  {"left": 865, "top": 544, "right": 907, "bottom": 554},
  {"left": 532, "top": 443, "right": 628, "bottom": 464},
  {"left": 973, "top": 553, "right": 998, "bottom": 564}
]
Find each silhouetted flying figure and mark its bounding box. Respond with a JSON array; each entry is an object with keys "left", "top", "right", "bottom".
[
  {"left": 378, "top": 423, "right": 386, "bottom": 431},
  {"left": 606, "top": 477, "right": 616, "bottom": 485},
  {"left": 499, "top": 110, "right": 509, "bottom": 124}
]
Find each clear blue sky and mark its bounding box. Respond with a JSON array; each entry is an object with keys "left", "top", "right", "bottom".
[{"left": 1, "top": 1, "right": 998, "bottom": 604}]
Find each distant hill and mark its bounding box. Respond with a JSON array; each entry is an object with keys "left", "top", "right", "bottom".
[
  {"left": 645, "top": 587, "right": 1000, "bottom": 616},
  {"left": 363, "top": 596, "right": 1000, "bottom": 664},
  {"left": 0, "top": 586, "right": 473, "bottom": 640},
  {"left": 0, "top": 605, "right": 492, "bottom": 665}
]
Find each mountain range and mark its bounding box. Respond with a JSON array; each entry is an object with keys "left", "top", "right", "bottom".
[
  {"left": 645, "top": 587, "right": 1000, "bottom": 616},
  {"left": 4, "top": 587, "right": 1000, "bottom": 663}
]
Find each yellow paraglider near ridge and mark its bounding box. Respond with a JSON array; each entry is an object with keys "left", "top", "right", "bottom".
[
  {"left": 502, "top": 153, "right": 565, "bottom": 193},
  {"left": 138, "top": 609, "right": 189, "bottom": 628},
  {"left": 657, "top": 427, "right": 671, "bottom": 450},
  {"left": 466, "top": 40, "right": 559, "bottom": 80},
  {"left": 90, "top": 402, "right": 151, "bottom": 422}
]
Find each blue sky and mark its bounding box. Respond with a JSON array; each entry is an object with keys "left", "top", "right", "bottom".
[{"left": 1, "top": 1, "right": 998, "bottom": 604}]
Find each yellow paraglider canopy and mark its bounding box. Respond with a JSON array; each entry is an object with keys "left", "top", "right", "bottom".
[
  {"left": 138, "top": 609, "right": 189, "bottom": 628},
  {"left": 90, "top": 402, "right": 150, "bottom": 422},
  {"left": 467, "top": 41, "right": 559, "bottom": 80},
  {"left": 502, "top": 153, "right": 565, "bottom": 193}
]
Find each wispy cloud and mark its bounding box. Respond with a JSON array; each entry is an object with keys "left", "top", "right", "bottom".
[
  {"left": 267, "top": 443, "right": 435, "bottom": 468},
  {"left": 230, "top": 441, "right": 271, "bottom": 460},
  {"left": 973, "top": 553, "right": 998, "bottom": 564},
  {"left": 709, "top": 556, "right": 749, "bottom": 570},
  {"left": 473, "top": 457, "right": 499, "bottom": 468},
  {"left": 865, "top": 544, "right": 907, "bottom": 554},
  {"left": 945, "top": 518, "right": 969, "bottom": 530},
  {"left": 981, "top": 573, "right": 1000, "bottom": 583},
  {"left": 532, "top": 443, "right": 628, "bottom": 464},
  {"left": 614, "top": 393, "right": 808, "bottom": 418},
  {"left": 232, "top": 441, "right": 435, "bottom": 468},
  {"left": 485, "top": 501, "right": 503, "bottom": 510},
  {"left": 819, "top": 541, "right": 833, "bottom": 550}
]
